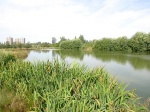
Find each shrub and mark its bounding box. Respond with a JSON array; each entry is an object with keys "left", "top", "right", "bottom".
[
  {"left": 0, "top": 54, "right": 16, "bottom": 66},
  {"left": 60, "top": 39, "right": 82, "bottom": 49}
]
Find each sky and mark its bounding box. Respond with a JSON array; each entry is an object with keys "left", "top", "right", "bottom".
[{"left": 0, "top": 0, "right": 150, "bottom": 43}]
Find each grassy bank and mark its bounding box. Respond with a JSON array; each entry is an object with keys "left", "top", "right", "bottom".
[
  {"left": 0, "top": 54, "right": 148, "bottom": 111},
  {"left": 0, "top": 49, "right": 29, "bottom": 59}
]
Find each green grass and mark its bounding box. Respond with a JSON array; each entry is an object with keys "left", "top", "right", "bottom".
[
  {"left": 0, "top": 54, "right": 148, "bottom": 111},
  {"left": 0, "top": 49, "right": 29, "bottom": 59}
]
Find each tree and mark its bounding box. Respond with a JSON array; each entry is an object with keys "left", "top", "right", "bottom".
[
  {"left": 18, "top": 43, "right": 23, "bottom": 48},
  {"left": 41, "top": 42, "right": 50, "bottom": 47},
  {"left": 52, "top": 37, "right": 57, "bottom": 44},
  {"left": 92, "top": 38, "right": 112, "bottom": 51},
  {"left": 115, "top": 36, "right": 130, "bottom": 51},
  {"left": 59, "top": 36, "right": 67, "bottom": 43},
  {"left": 60, "top": 39, "right": 82, "bottom": 49},
  {"left": 24, "top": 42, "right": 32, "bottom": 48},
  {"left": 5, "top": 41, "right": 11, "bottom": 48},
  {"left": 128, "top": 32, "right": 147, "bottom": 52},
  {"left": 144, "top": 33, "right": 150, "bottom": 51},
  {"left": 79, "top": 35, "right": 86, "bottom": 43}
]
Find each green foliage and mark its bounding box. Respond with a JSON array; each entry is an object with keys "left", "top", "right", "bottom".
[
  {"left": 24, "top": 43, "right": 32, "bottom": 48},
  {"left": 60, "top": 39, "right": 82, "bottom": 49},
  {"left": 0, "top": 59, "right": 148, "bottom": 111},
  {"left": 79, "top": 35, "right": 86, "bottom": 43},
  {"left": 92, "top": 32, "right": 150, "bottom": 52},
  {"left": 0, "top": 54, "right": 16, "bottom": 66},
  {"left": 128, "top": 32, "right": 147, "bottom": 52},
  {"left": 82, "top": 41, "right": 93, "bottom": 51},
  {"left": 114, "top": 36, "right": 130, "bottom": 51},
  {"left": 144, "top": 33, "right": 150, "bottom": 51},
  {"left": 41, "top": 42, "right": 50, "bottom": 47},
  {"left": 93, "top": 38, "right": 113, "bottom": 51},
  {"left": 59, "top": 36, "right": 67, "bottom": 43},
  {"left": 52, "top": 37, "right": 57, "bottom": 44}
]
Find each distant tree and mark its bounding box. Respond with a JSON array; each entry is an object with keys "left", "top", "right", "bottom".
[
  {"left": 52, "top": 37, "right": 57, "bottom": 44},
  {"left": 24, "top": 42, "right": 32, "bottom": 48},
  {"left": 79, "top": 35, "right": 86, "bottom": 43},
  {"left": 93, "top": 38, "right": 112, "bottom": 51},
  {"left": 12, "top": 43, "right": 17, "bottom": 48},
  {"left": 59, "top": 36, "right": 67, "bottom": 43},
  {"left": 0, "top": 43, "right": 4, "bottom": 48},
  {"left": 41, "top": 42, "right": 50, "bottom": 47},
  {"left": 60, "top": 39, "right": 82, "bottom": 49},
  {"left": 115, "top": 36, "right": 130, "bottom": 51},
  {"left": 18, "top": 43, "right": 23, "bottom": 48},
  {"left": 144, "top": 33, "right": 150, "bottom": 51},
  {"left": 128, "top": 32, "right": 147, "bottom": 52},
  {"left": 5, "top": 41, "right": 10, "bottom": 48}
]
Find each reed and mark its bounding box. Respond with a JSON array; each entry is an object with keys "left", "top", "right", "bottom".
[
  {"left": 0, "top": 49, "right": 29, "bottom": 59},
  {"left": 0, "top": 56, "right": 148, "bottom": 111}
]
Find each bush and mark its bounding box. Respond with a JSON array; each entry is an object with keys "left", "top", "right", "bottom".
[
  {"left": 60, "top": 39, "right": 82, "bottom": 49},
  {"left": 1, "top": 54, "right": 16, "bottom": 66}
]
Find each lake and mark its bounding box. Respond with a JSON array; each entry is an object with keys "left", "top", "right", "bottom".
[{"left": 25, "top": 49, "right": 150, "bottom": 103}]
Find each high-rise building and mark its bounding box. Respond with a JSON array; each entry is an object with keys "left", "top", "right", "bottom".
[
  {"left": 15, "top": 38, "right": 19, "bottom": 44},
  {"left": 6, "top": 37, "right": 13, "bottom": 45},
  {"left": 15, "top": 38, "right": 25, "bottom": 44},
  {"left": 21, "top": 38, "right": 25, "bottom": 44},
  {"left": 6, "top": 37, "right": 26, "bottom": 45}
]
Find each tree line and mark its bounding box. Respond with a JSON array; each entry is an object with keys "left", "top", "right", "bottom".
[
  {"left": 59, "top": 32, "right": 150, "bottom": 52},
  {"left": 0, "top": 32, "right": 150, "bottom": 52},
  {"left": 0, "top": 42, "right": 32, "bottom": 49},
  {"left": 92, "top": 32, "right": 150, "bottom": 52}
]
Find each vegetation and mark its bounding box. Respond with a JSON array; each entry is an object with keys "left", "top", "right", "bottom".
[
  {"left": 58, "top": 31, "right": 150, "bottom": 52},
  {"left": 0, "top": 53, "right": 148, "bottom": 111},
  {"left": 92, "top": 37, "right": 130, "bottom": 52},
  {"left": 1, "top": 32, "right": 150, "bottom": 52},
  {"left": 0, "top": 49, "right": 29, "bottom": 59},
  {"left": 0, "top": 42, "right": 32, "bottom": 49},
  {"left": 128, "top": 32, "right": 149, "bottom": 52},
  {"left": 93, "top": 32, "right": 150, "bottom": 52},
  {"left": 60, "top": 39, "right": 82, "bottom": 49},
  {"left": 52, "top": 37, "right": 57, "bottom": 44}
]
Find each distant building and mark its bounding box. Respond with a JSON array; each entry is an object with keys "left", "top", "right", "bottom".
[
  {"left": 15, "top": 38, "right": 25, "bottom": 44},
  {"left": 15, "top": 38, "right": 19, "bottom": 44},
  {"left": 21, "top": 38, "right": 25, "bottom": 44},
  {"left": 6, "top": 37, "right": 13, "bottom": 45}
]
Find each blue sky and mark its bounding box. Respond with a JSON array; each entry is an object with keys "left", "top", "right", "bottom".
[{"left": 0, "top": 0, "right": 150, "bottom": 43}]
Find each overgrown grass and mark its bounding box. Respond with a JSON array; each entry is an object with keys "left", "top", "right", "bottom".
[
  {"left": 0, "top": 49, "right": 29, "bottom": 59},
  {"left": 0, "top": 55, "right": 148, "bottom": 111}
]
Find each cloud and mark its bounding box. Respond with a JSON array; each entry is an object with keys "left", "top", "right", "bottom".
[{"left": 0, "top": 0, "right": 150, "bottom": 42}]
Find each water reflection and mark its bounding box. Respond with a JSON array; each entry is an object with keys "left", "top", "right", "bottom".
[
  {"left": 91, "top": 51, "right": 127, "bottom": 64},
  {"left": 33, "top": 49, "right": 50, "bottom": 53},
  {"left": 91, "top": 51, "right": 150, "bottom": 71},
  {"left": 54, "top": 49, "right": 84, "bottom": 60},
  {"left": 52, "top": 50, "right": 150, "bottom": 71},
  {"left": 27, "top": 49, "right": 150, "bottom": 70}
]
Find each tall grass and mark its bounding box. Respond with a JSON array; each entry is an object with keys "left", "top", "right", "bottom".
[
  {"left": 0, "top": 56, "right": 148, "bottom": 111},
  {"left": 0, "top": 49, "right": 29, "bottom": 59}
]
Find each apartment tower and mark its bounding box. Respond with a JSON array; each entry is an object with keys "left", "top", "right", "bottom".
[{"left": 6, "top": 37, "right": 13, "bottom": 45}]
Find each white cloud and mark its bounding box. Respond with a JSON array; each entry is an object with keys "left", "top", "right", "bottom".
[{"left": 0, "top": 0, "right": 150, "bottom": 42}]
